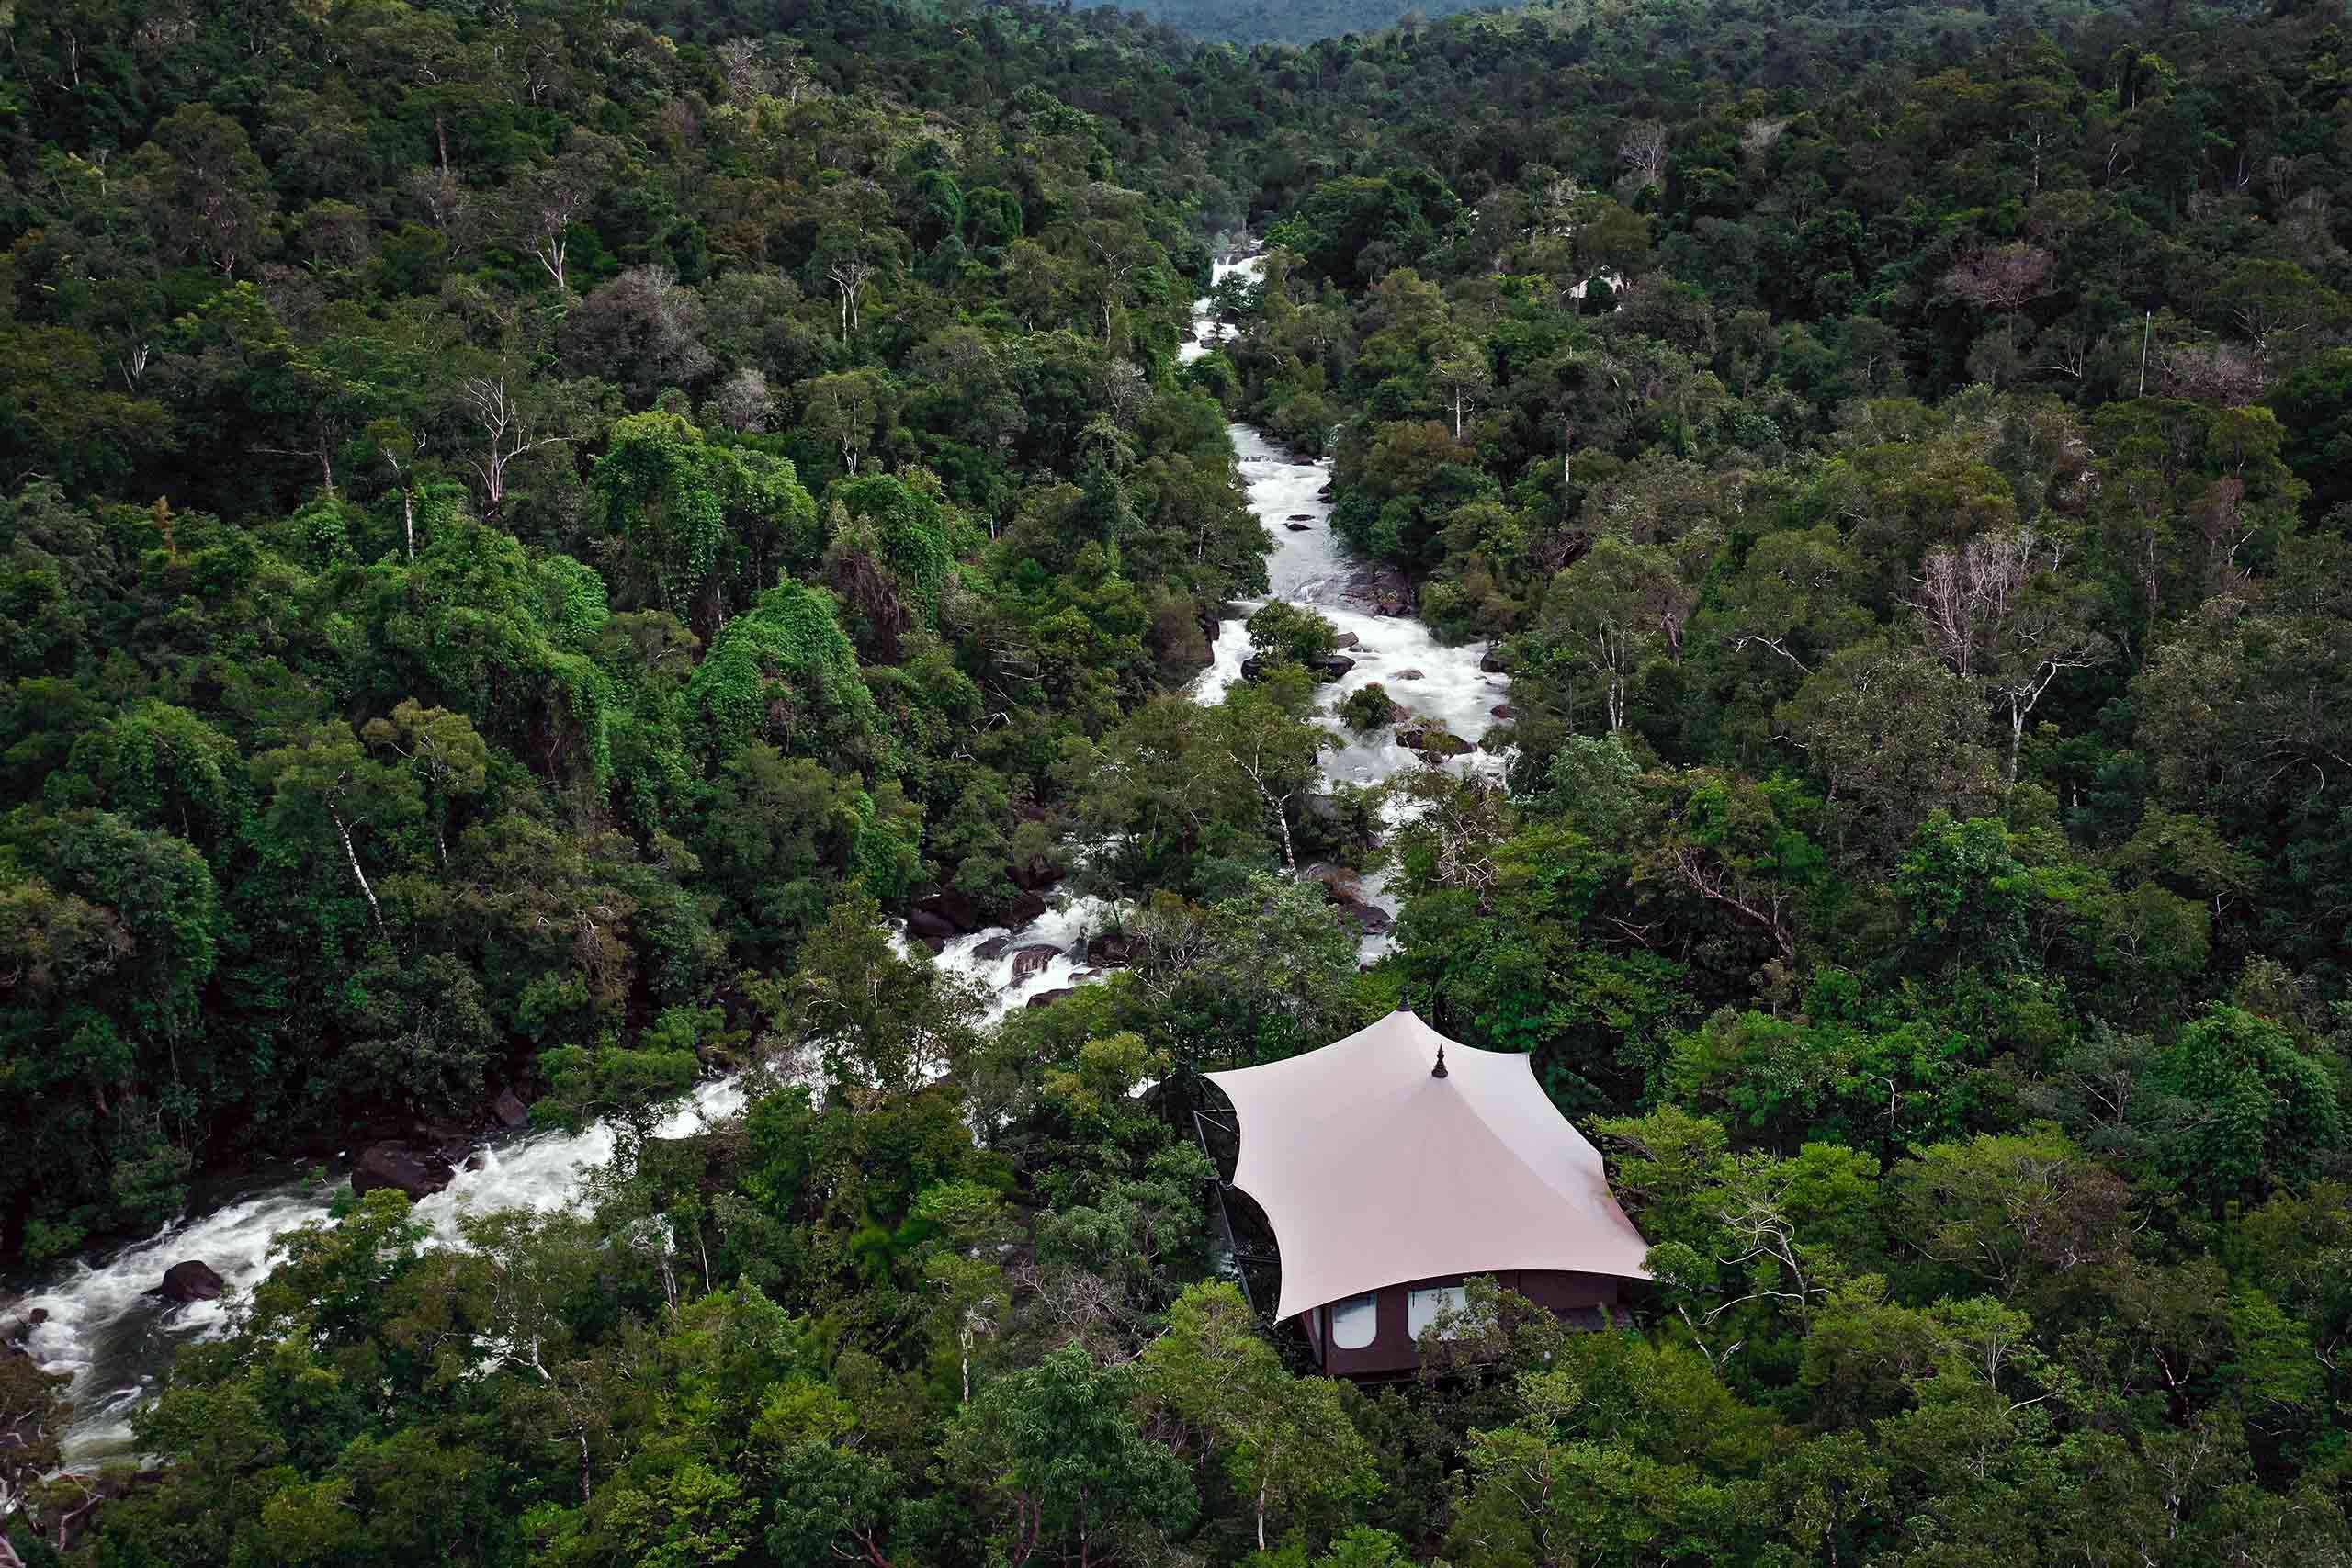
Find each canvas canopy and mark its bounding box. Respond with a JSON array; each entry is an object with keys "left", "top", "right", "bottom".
[{"left": 1205, "top": 1010, "right": 1652, "bottom": 1320}]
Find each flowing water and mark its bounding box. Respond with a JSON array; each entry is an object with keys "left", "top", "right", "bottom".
[{"left": 10, "top": 249, "right": 1509, "bottom": 1469}]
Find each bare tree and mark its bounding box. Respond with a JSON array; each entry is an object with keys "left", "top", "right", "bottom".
[
  {"left": 457, "top": 374, "right": 577, "bottom": 517},
  {"left": 1943, "top": 243, "right": 2054, "bottom": 363},
  {"left": 1913, "top": 530, "right": 2111, "bottom": 781},
  {"left": 1618, "top": 120, "right": 1668, "bottom": 197},
  {"left": 713, "top": 367, "right": 774, "bottom": 433},
  {"left": 511, "top": 138, "right": 613, "bottom": 295}
]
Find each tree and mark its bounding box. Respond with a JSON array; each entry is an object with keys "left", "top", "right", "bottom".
[
  {"left": 1910, "top": 529, "right": 2110, "bottom": 781},
  {"left": 129, "top": 105, "right": 274, "bottom": 278},
  {"left": 251, "top": 725, "right": 424, "bottom": 942},
  {"left": 1139, "top": 1281, "right": 1377, "bottom": 1552},
  {"left": 1538, "top": 536, "right": 1694, "bottom": 733},
  {"left": 1432, "top": 342, "right": 1494, "bottom": 441},
  {"left": 1210, "top": 678, "right": 1332, "bottom": 874},
  {"left": 2154, "top": 1004, "right": 2344, "bottom": 1208},
  {"left": 800, "top": 368, "right": 895, "bottom": 478},
  {"left": 512, "top": 136, "right": 616, "bottom": 295},
  {"left": 1778, "top": 639, "right": 2002, "bottom": 860},
  {"left": 943, "top": 1346, "right": 1195, "bottom": 1566}
]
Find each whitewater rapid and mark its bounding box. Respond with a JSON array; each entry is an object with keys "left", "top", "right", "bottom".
[{"left": 15, "top": 247, "right": 1509, "bottom": 1469}]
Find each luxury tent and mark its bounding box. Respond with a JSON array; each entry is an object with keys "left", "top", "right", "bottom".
[{"left": 1204, "top": 1008, "right": 1652, "bottom": 1376}]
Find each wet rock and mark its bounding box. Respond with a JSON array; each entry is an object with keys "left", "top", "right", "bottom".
[
  {"left": 1400, "top": 727, "right": 1474, "bottom": 758},
  {"left": 352, "top": 1143, "right": 456, "bottom": 1201},
  {"left": 905, "top": 908, "right": 959, "bottom": 942},
  {"left": 1288, "top": 513, "right": 1314, "bottom": 521},
  {"left": 1026, "top": 987, "right": 1077, "bottom": 1010},
  {"left": 1479, "top": 646, "right": 1514, "bottom": 674},
  {"left": 1388, "top": 701, "right": 1414, "bottom": 724},
  {"left": 910, "top": 887, "right": 983, "bottom": 936},
  {"left": 1332, "top": 631, "right": 1360, "bottom": 649},
  {"left": 492, "top": 1088, "right": 529, "bottom": 1129},
  {"left": 1317, "top": 483, "right": 1335, "bottom": 500},
  {"left": 1009, "top": 854, "right": 1063, "bottom": 893},
  {"left": 157, "top": 1260, "right": 224, "bottom": 1304},
  {"left": 1008, "top": 889, "right": 1048, "bottom": 929},
  {"left": 1086, "top": 931, "right": 1142, "bottom": 968},
  {"left": 1284, "top": 522, "right": 1311, "bottom": 532},
  {"left": 1393, "top": 668, "right": 1425, "bottom": 681},
  {"left": 1012, "top": 943, "right": 1063, "bottom": 982},
  {"left": 972, "top": 935, "right": 1012, "bottom": 963},
  {"left": 1334, "top": 896, "right": 1395, "bottom": 936},
  {"left": 464, "top": 1154, "right": 487, "bottom": 1173},
  {"left": 1240, "top": 652, "right": 1353, "bottom": 683},
  {"left": 1490, "top": 703, "right": 1514, "bottom": 719}
]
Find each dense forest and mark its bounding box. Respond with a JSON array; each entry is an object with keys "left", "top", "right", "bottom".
[{"left": 6, "top": 0, "right": 2352, "bottom": 1562}]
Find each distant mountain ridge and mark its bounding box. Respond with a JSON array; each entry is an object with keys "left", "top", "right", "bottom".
[{"left": 1081, "top": 0, "right": 2227, "bottom": 51}]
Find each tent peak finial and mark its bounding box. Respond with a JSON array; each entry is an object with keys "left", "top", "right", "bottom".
[{"left": 1432, "top": 1040, "right": 1449, "bottom": 1079}]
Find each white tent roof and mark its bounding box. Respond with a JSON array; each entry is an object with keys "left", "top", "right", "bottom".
[{"left": 1205, "top": 1010, "right": 1652, "bottom": 1320}]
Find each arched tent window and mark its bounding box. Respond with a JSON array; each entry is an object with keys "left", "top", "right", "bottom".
[
  {"left": 1330, "top": 1292, "right": 1378, "bottom": 1349},
  {"left": 1409, "top": 1284, "right": 1467, "bottom": 1339}
]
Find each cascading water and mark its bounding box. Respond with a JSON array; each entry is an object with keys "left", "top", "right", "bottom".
[
  {"left": 1184, "top": 254, "right": 1513, "bottom": 955},
  {"left": 12, "top": 246, "right": 1510, "bottom": 1470}
]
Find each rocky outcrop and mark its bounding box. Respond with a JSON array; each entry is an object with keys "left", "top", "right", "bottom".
[
  {"left": 1400, "top": 727, "right": 1474, "bottom": 758},
  {"left": 157, "top": 1260, "right": 225, "bottom": 1304},
  {"left": 907, "top": 886, "right": 986, "bottom": 942},
  {"left": 1085, "top": 931, "right": 1142, "bottom": 968},
  {"left": 1480, "top": 646, "right": 1513, "bottom": 674},
  {"left": 1011, "top": 943, "right": 1062, "bottom": 982},
  {"left": 1392, "top": 668, "right": 1425, "bottom": 681},
  {"left": 1240, "top": 652, "right": 1354, "bottom": 683},
  {"left": 1489, "top": 703, "right": 1514, "bottom": 719},
  {"left": 973, "top": 935, "right": 1012, "bottom": 963},
  {"left": 492, "top": 1088, "right": 529, "bottom": 1129},
  {"left": 1008, "top": 889, "right": 1047, "bottom": 929},
  {"left": 1333, "top": 631, "right": 1360, "bottom": 649},
  {"left": 352, "top": 1143, "right": 455, "bottom": 1201},
  {"left": 1025, "top": 987, "right": 1077, "bottom": 1010}
]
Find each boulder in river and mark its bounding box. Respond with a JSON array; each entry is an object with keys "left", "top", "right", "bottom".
[
  {"left": 1392, "top": 668, "right": 1425, "bottom": 681},
  {"left": 1333, "top": 631, "right": 1360, "bottom": 649},
  {"left": 1480, "top": 646, "right": 1514, "bottom": 674},
  {"left": 1400, "top": 727, "right": 1474, "bottom": 758},
  {"left": 1086, "top": 931, "right": 1143, "bottom": 968},
  {"left": 1012, "top": 943, "right": 1062, "bottom": 982},
  {"left": 1240, "top": 652, "right": 1354, "bottom": 683},
  {"left": 1284, "top": 522, "right": 1310, "bottom": 532},
  {"left": 1026, "top": 987, "right": 1077, "bottom": 1010},
  {"left": 1288, "top": 513, "right": 1314, "bottom": 521},
  {"left": 905, "top": 908, "right": 959, "bottom": 942},
  {"left": 1490, "top": 703, "right": 1514, "bottom": 719},
  {"left": 1334, "top": 896, "right": 1395, "bottom": 936},
  {"left": 352, "top": 1143, "right": 456, "bottom": 1201},
  {"left": 1008, "top": 889, "right": 1048, "bottom": 929},
  {"left": 492, "top": 1087, "right": 529, "bottom": 1129},
  {"left": 910, "top": 887, "right": 983, "bottom": 937},
  {"left": 157, "top": 1260, "right": 224, "bottom": 1304},
  {"left": 972, "top": 934, "right": 1012, "bottom": 963}
]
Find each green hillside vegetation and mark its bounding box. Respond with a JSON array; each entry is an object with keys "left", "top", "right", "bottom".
[{"left": 6, "top": 0, "right": 2352, "bottom": 1562}]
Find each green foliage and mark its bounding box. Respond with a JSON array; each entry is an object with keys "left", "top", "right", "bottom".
[{"left": 11, "top": 1, "right": 2352, "bottom": 1563}]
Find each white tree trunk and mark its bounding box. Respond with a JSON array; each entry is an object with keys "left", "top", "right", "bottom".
[{"left": 333, "top": 807, "right": 387, "bottom": 939}]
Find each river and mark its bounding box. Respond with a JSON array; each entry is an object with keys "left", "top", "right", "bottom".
[{"left": 10, "top": 249, "right": 1508, "bottom": 1467}]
